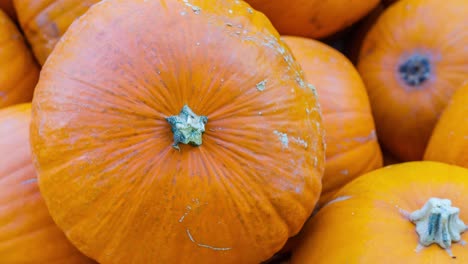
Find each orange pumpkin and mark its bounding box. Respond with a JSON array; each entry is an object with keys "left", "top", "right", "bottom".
[
  {"left": 282, "top": 36, "right": 382, "bottom": 205},
  {"left": 357, "top": 0, "right": 468, "bottom": 161},
  {"left": 292, "top": 161, "right": 468, "bottom": 263},
  {"left": 424, "top": 83, "right": 468, "bottom": 168},
  {"left": 30, "top": 0, "right": 325, "bottom": 263},
  {"left": 14, "top": 0, "right": 100, "bottom": 65},
  {"left": 0, "top": 0, "right": 15, "bottom": 19},
  {"left": 0, "top": 104, "right": 95, "bottom": 263},
  {"left": 245, "top": 0, "right": 379, "bottom": 39},
  {"left": 0, "top": 10, "right": 39, "bottom": 109}
]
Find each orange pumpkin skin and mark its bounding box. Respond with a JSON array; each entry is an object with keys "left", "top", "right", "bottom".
[
  {"left": 14, "top": 0, "right": 100, "bottom": 65},
  {"left": 0, "top": 10, "right": 39, "bottom": 108},
  {"left": 30, "top": 0, "right": 325, "bottom": 263},
  {"left": 424, "top": 83, "right": 468, "bottom": 168},
  {"left": 0, "top": 104, "right": 95, "bottom": 263},
  {"left": 357, "top": 0, "right": 468, "bottom": 161},
  {"left": 282, "top": 36, "right": 382, "bottom": 205},
  {"left": 245, "top": 0, "right": 379, "bottom": 39},
  {"left": 291, "top": 161, "right": 468, "bottom": 263}
]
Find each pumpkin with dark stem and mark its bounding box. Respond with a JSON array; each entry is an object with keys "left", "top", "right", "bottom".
[
  {"left": 14, "top": 0, "right": 100, "bottom": 65},
  {"left": 292, "top": 162, "right": 468, "bottom": 263},
  {"left": 30, "top": 0, "right": 325, "bottom": 263},
  {"left": 357, "top": 0, "right": 468, "bottom": 161},
  {"left": 0, "top": 10, "right": 39, "bottom": 108},
  {"left": 282, "top": 36, "right": 382, "bottom": 206},
  {"left": 0, "top": 104, "right": 96, "bottom": 263},
  {"left": 424, "top": 83, "right": 468, "bottom": 168},
  {"left": 245, "top": 0, "right": 379, "bottom": 39}
]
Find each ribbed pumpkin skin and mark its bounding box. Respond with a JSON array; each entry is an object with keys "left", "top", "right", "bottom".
[
  {"left": 291, "top": 162, "right": 468, "bottom": 263},
  {"left": 14, "top": 0, "right": 100, "bottom": 65},
  {"left": 282, "top": 36, "right": 382, "bottom": 205},
  {"left": 424, "top": 83, "right": 468, "bottom": 168},
  {"left": 0, "top": 0, "right": 15, "bottom": 19},
  {"left": 30, "top": 0, "right": 325, "bottom": 263},
  {"left": 0, "top": 10, "right": 39, "bottom": 108},
  {"left": 0, "top": 104, "right": 95, "bottom": 264},
  {"left": 245, "top": 0, "right": 379, "bottom": 39},
  {"left": 357, "top": 0, "right": 468, "bottom": 161}
]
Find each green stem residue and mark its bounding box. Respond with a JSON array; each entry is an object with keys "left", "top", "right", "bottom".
[
  {"left": 166, "top": 105, "right": 208, "bottom": 150},
  {"left": 408, "top": 197, "right": 467, "bottom": 258}
]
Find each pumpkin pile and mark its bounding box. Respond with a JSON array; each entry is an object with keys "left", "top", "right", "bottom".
[{"left": 0, "top": 0, "right": 467, "bottom": 263}]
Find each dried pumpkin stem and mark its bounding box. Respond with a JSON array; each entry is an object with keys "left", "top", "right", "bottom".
[
  {"left": 408, "top": 197, "right": 467, "bottom": 257},
  {"left": 166, "top": 105, "right": 208, "bottom": 150},
  {"left": 398, "top": 54, "right": 431, "bottom": 87}
]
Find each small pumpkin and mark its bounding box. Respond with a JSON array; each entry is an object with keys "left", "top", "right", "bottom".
[
  {"left": 0, "top": 103, "right": 95, "bottom": 263},
  {"left": 0, "top": 10, "right": 39, "bottom": 109},
  {"left": 245, "top": 0, "right": 379, "bottom": 39},
  {"left": 291, "top": 161, "right": 468, "bottom": 263},
  {"left": 357, "top": 0, "right": 468, "bottom": 161},
  {"left": 282, "top": 36, "right": 382, "bottom": 205},
  {"left": 424, "top": 83, "right": 468, "bottom": 168},
  {"left": 31, "top": 0, "right": 325, "bottom": 263},
  {"left": 0, "top": 0, "right": 15, "bottom": 19},
  {"left": 14, "top": 0, "right": 100, "bottom": 65}
]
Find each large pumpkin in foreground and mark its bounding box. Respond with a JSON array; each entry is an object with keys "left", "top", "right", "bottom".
[
  {"left": 424, "top": 83, "right": 468, "bottom": 168},
  {"left": 14, "top": 0, "right": 100, "bottom": 65},
  {"left": 292, "top": 162, "right": 468, "bottom": 263},
  {"left": 245, "top": 0, "right": 379, "bottom": 39},
  {"left": 357, "top": 0, "right": 468, "bottom": 161},
  {"left": 0, "top": 10, "right": 39, "bottom": 108},
  {"left": 282, "top": 36, "right": 382, "bottom": 205},
  {"left": 0, "top": 104, "right": 95, "bottom": 263},
  {"left": 30, "top": 0, "right": 325, "bottom": 263}
]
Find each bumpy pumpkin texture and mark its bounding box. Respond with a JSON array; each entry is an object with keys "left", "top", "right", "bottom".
[
  {"left": 245, "top": 0, "right": 379, "bottom": 39},
  {"left": 292, "top": 162, "right": 468, "bottom": 263},
  {"left": 282, "top": 36, "right": 382, "bottom": 205},
  {"left": 357, "top": 0, "right": 468, "bottom": 161},
  {"left": 0, "top": 104, "right": 95, "bottom": 264},
  {"left": 31, "top": 0, "right": 325, "bottom": 263},
  {"left": 14, "top": 0, "right": 100, "bottom": 65},
  {"left": 424, "top": 83, "right": 468, "bottom": 168},
  {"left": 0, "top": 10, "right": 39, "bottom": 108}
]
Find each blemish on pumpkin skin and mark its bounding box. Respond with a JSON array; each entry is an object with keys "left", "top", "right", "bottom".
[
  {"left": 256, "top": 79, "right": 267, "bottom": 91},
  {"left": 186, "top": 229, "right": 232, "bottom": 251},
  {"left": 291, "top": 136, "right": 308, "bottom": 149},
  {"left": 182, "top": 0, "right": 201, "bottom": 14},
  {"left": 273, "top": 130, "right": 289, "bottom": 148}
]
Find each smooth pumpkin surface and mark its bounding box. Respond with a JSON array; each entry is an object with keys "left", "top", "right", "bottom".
[
  {"left": 282, "top": 36, "right": 382, "bottom": 205},
  {"left": 245, "top": 0, "right": 379, "bottom": 39},
  {"left": 291, "top": 161, "right": 468, "bottom": 263},
  {"left": 31, "top": 0, "right": 325, "bottom": 263},
  {"left": 0, "top": 0, "right": 15, "bottom": 19},
  {"left": 14, "top": 0, "right": 100, "bottom": 65},
  {"left": 357, "top": 0, "right": 468, "bottom": 161},
  {"left": 0, "top": 104, "right": 95, "bottom": 263},
  {"left": 0, "top": 10, "right": 39, "bottom": 109},
  {"left": 424, "top": 83, "right": 468, "bottom": 168}
]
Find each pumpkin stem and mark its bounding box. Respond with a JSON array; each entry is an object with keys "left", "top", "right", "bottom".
[
  {"left": 408, "top": 197, "right": 467, "bottom": 257},
  {"left": 166, "top": 105, "right": 208, "bottom": 150},
  {"left": 398, "top": 54, "right": 431, "bottom": 87}
]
